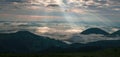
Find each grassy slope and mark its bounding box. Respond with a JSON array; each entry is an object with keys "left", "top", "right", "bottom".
[{"left": 0, "top": 48, "right": 120, "bottom": 57}]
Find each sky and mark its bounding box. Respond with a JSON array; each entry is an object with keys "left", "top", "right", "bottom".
[
  {"left": 0, "top": 0, "right": 120, "bottom": 22},
  {"left": 0, "top": 0, "right": 120, "bottom": 43},
  {"left": 0, "top": 0, "right": 120, "bottom": 30}
]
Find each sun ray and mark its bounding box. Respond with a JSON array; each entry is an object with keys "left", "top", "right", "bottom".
[{"left": 39, "top": 0, "right": 117, "bottom": 29}]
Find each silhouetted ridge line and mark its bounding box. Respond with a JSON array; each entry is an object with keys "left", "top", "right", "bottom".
[
  {"left": 111, "top": 30, "right": 120, "bottom": 37},
  {"left": 81, "top": 28, "right": 109, "bottom": 35},
  {"left": 0, "top": 31, "right": 67, "bottom": 53},
  {"left": 0, "top": 30, "right": 120, "bottom": 53}
]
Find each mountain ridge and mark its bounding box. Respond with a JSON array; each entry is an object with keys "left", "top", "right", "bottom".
[
  {"left": 81, "top": 28, "right": 109, "bottom": 35},
  {"left": 80, "top": 28, "right": 120, "bottom": 37},
  {"left": 0, "top": 30, "right": 120, "bottom": 53},
  {"left": 111, "top": 30, "right": 120, "bottom": 37},
  {"left": 0, "top": 31, "right": 68, "bottom": 53}
]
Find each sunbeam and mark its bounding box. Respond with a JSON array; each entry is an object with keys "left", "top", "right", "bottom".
[{"left": 56, "top": 2, "right": 80, "bottom": 28}]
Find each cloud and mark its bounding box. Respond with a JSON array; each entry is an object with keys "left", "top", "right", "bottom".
[
  {"left": 109, "top": 0, "right": 120, "bottom": 4},
  {"left": 34, "top": 26, "right": 85, "bottom": 40},
  {"left": 67, "top": 8, "right": 87, "bottom": 14},
  {"left": 68, "top": 34, "right": 120, "bottom": 43},
  {"left": 0, "top": 14, "right": 62, "bottom": 21},
  {"left": 112, "top": 8, "right": 120, "bottom": 11},
  {"left": 111, "top": 28, "right": 119, "bottom": 32},
  {"left": 0, "top": 0, "right": 120, "bottom": 24},
  {"left": 0, "top": 21, "right": 120, "bottom": 43},
  {"left": 35, "top": 27, "right": 51, "bottom": 33},
  {"left": 65, "top": 29, "right": 83, "bottom": 33},
  {"left": 35, "top": 26, "right": 84, "bottom": 34},
  {"left": 0, "top": 0, "right": 120, "bottom": 11},
  {"left": 0, "top": 0, "right": 27, "bottom": 2}
]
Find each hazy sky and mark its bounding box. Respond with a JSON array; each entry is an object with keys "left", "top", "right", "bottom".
[
  {"left": 0, "top": 0, "right": 120, "bottom": 43},
  {"left": 0, "top": 0, "right": 120, "bottom": 24}
]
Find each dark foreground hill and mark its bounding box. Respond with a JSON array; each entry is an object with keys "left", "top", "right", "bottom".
[
  {"left": 0, "top": 31, "right": 68, "bottom": 53},
  {"left": 0, "top": 31, "right": 120, "bottom": 53},
  {"left": 0, "top": 48, "right": 120, "bottom": 57}
]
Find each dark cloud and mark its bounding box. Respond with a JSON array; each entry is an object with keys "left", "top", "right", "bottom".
[
  {"left": 0, "top": 0, "right": 27, "bottom": 2},
  {"left": 110, "top": 0, "right": 120, "bottom": 2},
  {"left": 5, "top": 0, "right": 25, "bottom": 2},
  {"left": 94, "top": 0, "right": 107, "bottom": 4}
]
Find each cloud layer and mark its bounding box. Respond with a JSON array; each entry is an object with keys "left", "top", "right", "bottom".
[{"left": 0, "top": 0, "right": 120, "bottom": 7}]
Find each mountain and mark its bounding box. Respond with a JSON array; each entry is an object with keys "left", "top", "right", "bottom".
[
  {"left": 81, "top": 28, "right": 109, "bottom": 35},
  {"left": 43, "top": 40, "right": 120, "bottom": 52},
  {"left": 64, "top": 40, "right": 120, "bottom": 52},
  {"left": 0, "top": 31, "right": 120, "bottom": 53},
  {"left": 0, "top": 31, "right": 67, "bottom": 53},
  {"left": 111, "top": 30, "right": 120, "bottom": 37}
]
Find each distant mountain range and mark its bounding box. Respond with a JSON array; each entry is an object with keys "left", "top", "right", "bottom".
[
  {"left": 81, "top": 28, "right": 109, "bottom": 35},
  {"left": 80, "top": 28, "right": 120, "bottom": 37},
  {"left": 0, "top": 29, "right": 120, "bottom": 53}
]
